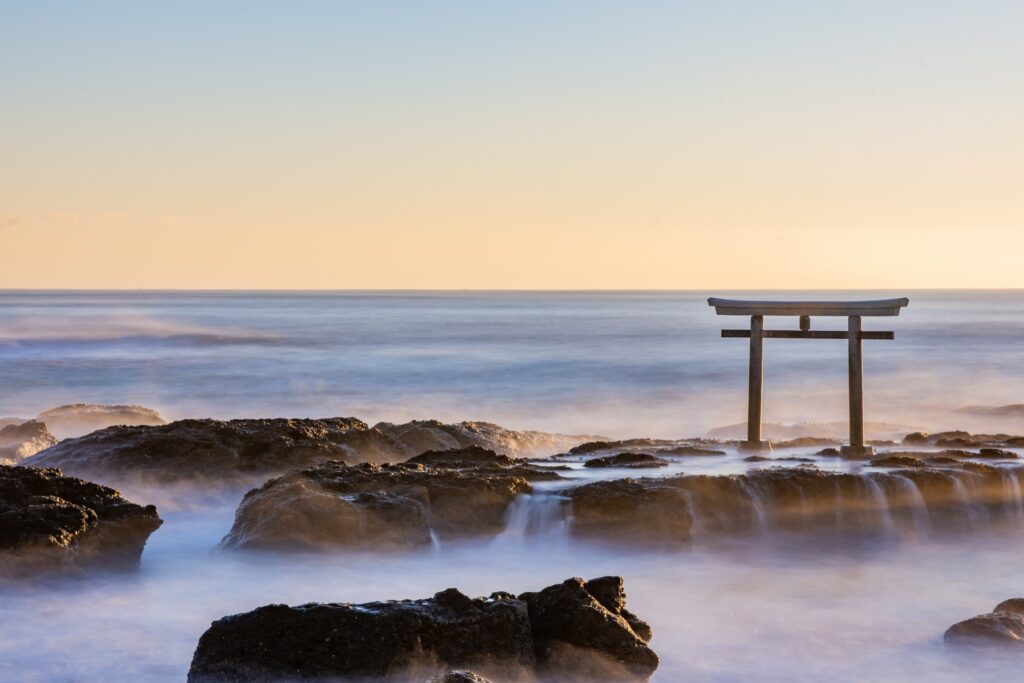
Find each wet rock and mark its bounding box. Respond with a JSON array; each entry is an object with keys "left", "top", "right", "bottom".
[
  {"left": 584, "top": 453, "right": 668, "bottom": 469},
  {"left": 188, "top": 577, "right": 656, "bottom": 682},
  {"left": 188, "top": 588, "right": 535, "bottom": 682},
  {"left": 407, "top": 446, "right": 515, "bottom": 467},
  {"left": 743, "top": 455, "right": 771, "bottom": 462},
  {"left": 567, "top": 478, "right": 693, "bottom": 546},
  {"left": 520, "top": 577, "right": 658, "bottom": 680},
  {"left": 773, "top": 437, "right": 838, "bottom": 449},
  {"left": 816, "top": 447, "right": 840, "bottom": 456},
  {"left": 902, "top": 432, "right": 930, "bottom": 445},
  {"left": 977, "top": 448, "right": 1018, "bottom": 459},
  {"left": 221, "top": 450, "right": 552, "bottom": 550},
  {"left": 428, "top": 672, "right": 493, "bottom": 683},
  {"left": 565, "top": 464, "right": 1024, "bottom": 543},
  {"left": 870, "top": 455, "right": 926, "bottom": 468},
  {"left": 0, "top": 420, "right": 58, "bottom": 463},
  {"left": 657, "top": 445, "right": 726, "bottom": 456},
  {"left": 945, "top": 599, "right": 1024, "bottom": 646},
  {"left": 36, "top": 403, "right": 166, "bottom": 439},
  {"left": 0, "top": 465, "right": 162, "bottom": 574},
  {"left": 24, "top": 417, "right": 371, "bottom": 484},
  {"left": 568, "top": 439, "right": 671, "bottom": 456},
  {"left": 24, "top": 418, "right": 583, "bottom": 484}
]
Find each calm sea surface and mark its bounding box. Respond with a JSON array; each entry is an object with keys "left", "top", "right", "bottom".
[{"left": 2, "top": 290, "right": 1024, "bottom": 436}]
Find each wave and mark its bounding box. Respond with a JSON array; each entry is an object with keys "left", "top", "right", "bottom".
[{"left": 0, "top": 316, "right": 282, "bottom": 346}]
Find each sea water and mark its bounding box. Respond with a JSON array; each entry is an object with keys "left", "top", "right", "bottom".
[{"left": 3, "top": 290, "right": 1024, "bottom": 682}]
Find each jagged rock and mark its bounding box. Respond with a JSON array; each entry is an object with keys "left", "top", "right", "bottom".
[
  {"left": 657, "top": 445, "right": 726, "bottom": 456},
  {"left": 520, "top": 577, "right": 658, "bottom": 680},
  {"left": 23, "top": 417, "right": 372, "bottom": 483},
  {"left": 220, "top": 448, "right": 555, "bottom": 550},
  {"left": 568, "top": 439, "right": 672, "bottom": 456},
  {"left": 36, "top": 403, "right": 166, "bottom": 439},
  {"left": 0, "top": 420, "right": 57, "bottom": 463},
  {"left": 23, "top": 418, "right": 584, "bottom": 484},
  {"left": 584, "top": 453, "right": 668, "bottom": 469},
  {"left": 977, "top": 448, "right": 1018, "bottom": 459},
  {"left": 187, "top": 588, "right": 535, "bottom": 682},
  {"left": 945, "top": 599, "right": 1024, "bottom": 646},
  {"left": 188, "top": 577, "right": 656, "bottom": 682},
  {"left": 0, "top": 465, "right": 162, "bottom": 574},
  {"left": 903, "top": 432, "right": 930, "bottom": 445},
  {"left": 428, "top": 672, "right": 492, "bottom": 683}
]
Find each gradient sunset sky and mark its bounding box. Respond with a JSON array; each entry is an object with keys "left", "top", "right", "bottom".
[{"left": 2, "top": 1, "right": 1022, "bottom": 289}]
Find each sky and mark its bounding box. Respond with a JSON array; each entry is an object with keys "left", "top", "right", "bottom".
[{"left": 2, "top": 1, "right": 1022, "bottom": 289}]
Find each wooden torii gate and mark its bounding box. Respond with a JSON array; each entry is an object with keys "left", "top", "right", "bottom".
[{"left": 708, "top": 297, "right": 909, "bottom": 457}]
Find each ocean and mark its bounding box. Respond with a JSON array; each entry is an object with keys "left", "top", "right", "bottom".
[{"left": 3, "top": 290, "right": 1024, "bottom": 436}]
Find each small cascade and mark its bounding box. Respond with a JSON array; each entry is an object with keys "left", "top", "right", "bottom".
[
  {"left": 738, "top": 480, "right": 767, "bottom": 533},
  {"left": 493, "top": 493, "right": 571, "bottom": 546},
  {"left": 949, "top": 473, "right": 981, "bottom": 529},
  {"left": 863, "top": 474, "right": 896, "bottom": 536},
  {"left": 429, "top": 529, "right": 442, "bottom": 553},
  {"left": 891, "top": 474, "right": 931, "bottom": 533},
  {"left": 1004, "top": 470, "right": 1024, "bottom": 521}
]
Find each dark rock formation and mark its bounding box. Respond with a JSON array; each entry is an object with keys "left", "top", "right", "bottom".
[
  {"left": 23, "top": 418, "right": 584, "bottom": 484},
  {"left": 772, "top": 437, "right": 838, "bottom": 449},
  {"left": 0, "top": 420, "right": 58, "bottom": 463},
  {"left": 24, "top": 417, "right": 371, "bottom": 484},
  {"left": 584, "top": 453, "right": 669, "bottom": 469},
  {"left": 188, "top": 577, "right": 656, "bottom": 682},
  {"left": 428, "top": 672, "right": 493, "bottom": 683},
  {"left": 658, "top": 445, "right": 726, "bottom": 456},
  {"left": 568, "top": 439, "right": 672, "bottom": 456},
  {"left": 945, "top": 599, "right": 1024, "bottom": 646},
  {"left": 221, "top": 448, "right": 558, "bottom": 550},
  {"left": 36, "top": 403, "right": 166, "bottom": 439},
  {"left": 521, "top": 577, "right": 657, "bottom": 680},
  {"left": 870, "top": 455, "right": 926, "bottom": 468},
  {"left": 0, "top": 465, "right": 162, "bottom": 574}
]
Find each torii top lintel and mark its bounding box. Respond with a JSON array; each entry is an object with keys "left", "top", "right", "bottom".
[{"left": 707, "top": 298, "right": 909, "bottom": 317}]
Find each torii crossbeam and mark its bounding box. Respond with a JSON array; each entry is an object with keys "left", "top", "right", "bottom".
[{"left": 708, "top": 297, "right": 910, "bottom": 457}]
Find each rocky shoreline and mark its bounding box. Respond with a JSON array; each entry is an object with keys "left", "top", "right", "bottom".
[{"left": 188, "top": 576, "right": 657, "bottom": 682}]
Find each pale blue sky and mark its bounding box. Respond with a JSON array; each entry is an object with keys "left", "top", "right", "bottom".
[{"left": 2, "top": 2, "right": 1022, "bottom": 288}]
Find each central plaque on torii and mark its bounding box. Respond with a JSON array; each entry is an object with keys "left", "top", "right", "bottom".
[{"left": 708, "top": 297, "right": 910, "bottom": 457}]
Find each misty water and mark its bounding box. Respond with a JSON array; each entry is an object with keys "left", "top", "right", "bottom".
[{"left": 4, "top": 290, "right": 1024, "bottom": 681}]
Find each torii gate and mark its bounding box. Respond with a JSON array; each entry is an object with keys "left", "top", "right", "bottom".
[{"left": 708, "top": 297, "right": 909, "bottom": 457}]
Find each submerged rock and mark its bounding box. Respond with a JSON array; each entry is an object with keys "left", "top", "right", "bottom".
[
  {"left": 584, "top": 453, "right": 669, "bottom": 469},
  {"left": 187, "top": 577, "right": 656, "bottom": 682},
  {"left": 221, "top": 448, "right": 556, "bottom": 550},
  {"left": 23, "top": 418, "right": 584, "bottom": 484},
  {"left": 945, "top": 599, "right": 1024, "bottom": 646},
  {"left": 36, "top": 403, "right": 166, "bottom": 439},
  {"left": 0, "top": 465, "right": 162, "bottom": 574},
  {"left": 0, "top": 420, "right": 58, "bottom": 463}
]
